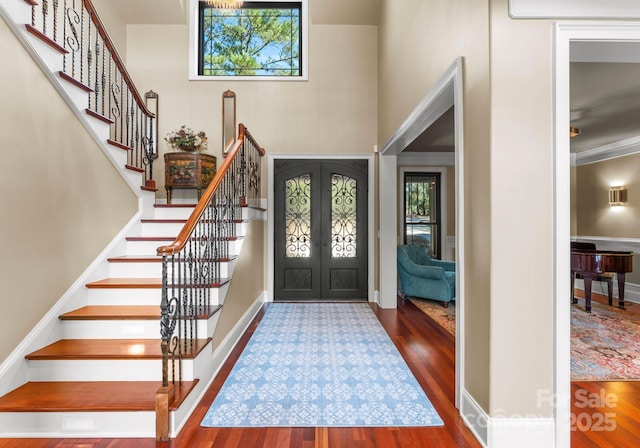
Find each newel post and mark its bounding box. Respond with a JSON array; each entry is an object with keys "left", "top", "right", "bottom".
[{"left": 156, "top": 379, "right": 175, "bottom": 440}]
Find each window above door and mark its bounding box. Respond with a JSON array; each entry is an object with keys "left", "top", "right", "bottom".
[{"left": 189, "top": 0, "right": 308, "bottom": 81}]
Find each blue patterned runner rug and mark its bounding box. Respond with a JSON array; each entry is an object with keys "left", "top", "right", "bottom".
[{"left": 201, "top": 303, "right": 444, "bottom": 427}]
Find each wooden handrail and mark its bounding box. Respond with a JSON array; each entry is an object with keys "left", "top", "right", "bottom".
[
  {"left": 82, "top": 0, "right": 154, "bottom": 118},
  {"left": 157, "top": 124, "right": 247, "bottom": 257}
]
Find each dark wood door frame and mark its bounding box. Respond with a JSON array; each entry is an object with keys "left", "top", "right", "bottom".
[
  {"left": 273, "top": 159, "right": 368, "bottom": 300},
  {"left": 267, "top": 155, "right": 374, "bottom": 303}
]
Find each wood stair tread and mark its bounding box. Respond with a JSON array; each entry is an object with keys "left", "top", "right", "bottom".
[
  {"left": 86, "top": 278, "right": 162, "bottom": 288},
  {"left": 25, "top": 338, "right": 211, "bottom": 360},
  {"left": 140, "top": 219, "right": 187, "bottom": 223},
  {"left": 106, "top": 255, "right": 237, "bottom": 263},
  {"left": 59, "top": 305, "right": 222, "bottom": 320},
  {"left": 86, "top": 278, "right": 232, "bottom": 288},
  {"left": 107, "top": 255, "right": 162, "bottom": 262},
  {"left": 126, "top": 236, "right": 174, "bottom": 242},
  {"left": 0, "top": 380, "right": 198, "bottom": 412},
  {"left": 60, "top": 305, "right": 161, "bottom": 320}
]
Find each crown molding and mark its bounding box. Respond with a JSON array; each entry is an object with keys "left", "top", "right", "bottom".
[
  {"left": 574, "top": 135, "right": 640, "bottom": 166},
  {"left": 510, "top": 0, "right": 640, "bottom": 19}
]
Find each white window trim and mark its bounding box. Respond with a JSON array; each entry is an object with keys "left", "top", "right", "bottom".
[{"left": 188, "top": 0, "right": 309, "bottom": 81}]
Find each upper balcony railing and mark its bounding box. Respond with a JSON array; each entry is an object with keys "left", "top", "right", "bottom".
[{"left": 25, "top": 0, "right": 157, "bottom": 186}]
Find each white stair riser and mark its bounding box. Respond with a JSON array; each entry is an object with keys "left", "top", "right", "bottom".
[
  {"left": 126, "top": 239, "right": 240, "bottom": 256},
  {"left": 61, "top": 318, "right": 214, "bottom": 340},
  {"left": 87, "top": 285, "right": 227, "bottom": 306},
  {"left": 139, "top": 220, "right": 246, "bottom": 238},
  {"left": 87, "top": 288, "right": 162, "bottom": 306},
  {"left": 28, "top": 359, "right": 165, "bottom": 381},
  {"left": 0, "top": 411, "right": 155, "bottom": 438},
  {"left": 126, "top": 240, "right": 171, "bottom": 255},
  {"left": 108, "top": 260, "right": 234, "bottom": 278},
  {"left": 236, "top": 221, "right": 248, "bottom": 237},
  {"left": 141, "top": 222, "right": 186, "bottom": 237},
  {"left": 153, "top": 206, "right": 195, "bottom": 220},
  {"left": 108, "top": 261, "right": 162, "bottom": 278},
  {"left": 61, "top": 320, "right": 161, "bottom": 339},
  {"left": 231, "top": 237, "right": 245, "bottom": 254},
  {"left": 28, "top": 358, "right": 200, "bottom": 382}
]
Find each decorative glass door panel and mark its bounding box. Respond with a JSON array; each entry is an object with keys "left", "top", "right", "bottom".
[
  {"left": 285, "top": 174, "right": 312, "bottom": 258},
  {"left": 331, "top": 174, "right": 357, "bottom": 258},
  {"left": 274, "top": 160, "right": 368, "bottom": 300}
]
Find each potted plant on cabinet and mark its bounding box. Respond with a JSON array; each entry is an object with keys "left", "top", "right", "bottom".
[{"left": 163, "top": 126, "right": 216, "bottom": 204}]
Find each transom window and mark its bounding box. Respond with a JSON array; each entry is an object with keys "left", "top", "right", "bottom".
[{"left": 195, "top": 1, "right": 305, "bottom": 79}]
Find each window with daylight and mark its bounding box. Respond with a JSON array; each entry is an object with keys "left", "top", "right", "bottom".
[{"left": 197, "top": 1, "right": 303, "bottom": 78}]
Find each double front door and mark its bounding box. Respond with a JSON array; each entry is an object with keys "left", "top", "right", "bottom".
[{"left": 274, "top": 159, "right": 368, "bottom": 300}]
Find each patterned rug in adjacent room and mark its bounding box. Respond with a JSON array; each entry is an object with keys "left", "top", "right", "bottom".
[
  {"left": 408, "top": 298, "right": 456, "bottom": 336},
  {"left": 201, "top": 303, "right": 444, "bottom": 427},
  {"left": 571, "top": 301, "right": 640, "bottom": 381},
  {"left": 408, "top": 294, "right": 640, "bottom": 381}
]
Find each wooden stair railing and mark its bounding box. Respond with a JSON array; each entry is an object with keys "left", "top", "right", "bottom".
[
  {"left": 24, "top": 0, "right": 157, "bottom": 187},
  {"left": 155, "top": 123, "right": 265, "bottom": 440}
]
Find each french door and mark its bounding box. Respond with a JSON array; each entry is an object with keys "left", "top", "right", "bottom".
[{"left": 274, "top": 159, "right": 368, "bottom": 300}]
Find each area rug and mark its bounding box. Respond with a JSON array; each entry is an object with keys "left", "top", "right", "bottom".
[
  {"left": 408, "top": 298, "right": 456, "bottom": 336},
  {"left": 571, "top": 301, "right": 640, "bottom": 381},
  {"left": 201, "top": 303, "right": 444, "bottom": 427},
  {"left": 409, "top": 295, "right": 640, "bottom": 381}
]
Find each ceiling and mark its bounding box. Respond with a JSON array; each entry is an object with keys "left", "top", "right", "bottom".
[
  {"left": 404, "top": 43, "right": 640, "bottom": 154},
  {"left": 569, "top": 41, "right": 640, "bottom": 153},
  {"left": 104, "top": 0, "right": 382, "bottom": 26}
]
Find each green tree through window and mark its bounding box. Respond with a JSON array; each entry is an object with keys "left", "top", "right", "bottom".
[{"left": 199, "top": 2, "right": 301, "bottom": 76}]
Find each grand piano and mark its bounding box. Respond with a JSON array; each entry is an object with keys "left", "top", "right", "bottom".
[{"left": 571, "top": 241, "right": 634, "bottom": 313}]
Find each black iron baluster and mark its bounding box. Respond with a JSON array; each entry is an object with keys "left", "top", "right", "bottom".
[
  {"left": 52, "top": 0, "right": 59, "bottom": 42},
  {"left": 42, "top": 0, "right": 48, "bottom": 35}
]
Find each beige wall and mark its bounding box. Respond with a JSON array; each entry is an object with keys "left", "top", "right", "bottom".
[
  {"left": 575, "top": 154, "right": 640, "bottom": 284},
  {"left": 576, "top": 154, "right": 640, "bottom": 238},
  {"left": 123, "top": 14, "right": 378, "bottom": 346},
  {"left": 379, "top": 0, "right": 493, "bottom": 411},
  {"left": 92, "top": 0, "right": 128, "bottom": 61},
  {"left": 212, "top": 220, "right": 265, "bottom": 346},
  {"left": 0, "top": 19, "right": 137, "bottom": 362},
  {"left": 124, "top": 22, "right": 378, "bottom": 201},
  {"left": 489, "top": 0, "right": 554, "bottom": 416},
  {"left": 380, "top": 0, "right": 557, "bottom": 417}
]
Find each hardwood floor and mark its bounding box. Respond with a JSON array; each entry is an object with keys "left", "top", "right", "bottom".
[{"left": 1, "top": 298, "right": 639, "bottom": 447}]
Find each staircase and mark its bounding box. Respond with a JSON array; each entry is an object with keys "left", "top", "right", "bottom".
[
  {"left": 0, "top": 0, "right": 263, "bottom": 439},
  {"left": 0, "top": 203, "right": 252, "bottom": 437}
]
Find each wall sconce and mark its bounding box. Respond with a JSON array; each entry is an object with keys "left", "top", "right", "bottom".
[
  {"left": 609, "top": 186, "right": 627, "bottom": 206},
  {"left": 570, "top": 127, "right": 580, "bottom": 138}
]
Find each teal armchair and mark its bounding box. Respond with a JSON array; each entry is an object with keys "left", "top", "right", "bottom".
[{"left": 397, "top": 244, "right": 456, "bottom": 307}]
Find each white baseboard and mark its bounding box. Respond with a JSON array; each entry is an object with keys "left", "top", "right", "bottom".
[
  {"left": 461, "top": 389, "right": 489, "bottom": 447},
  {"left": 488, "top": 415, "right": 555, "bottom": 448},
  {"left": 573, "top": 279, "right": 640, "bottom": 304},
  {"left": 460, "top": 389, "right": 555, "bottom": 448}
]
